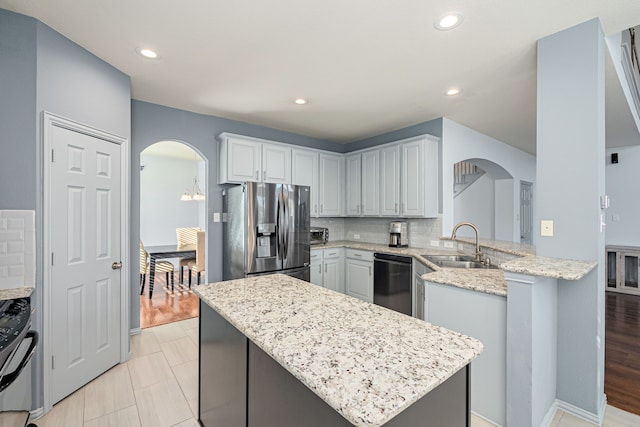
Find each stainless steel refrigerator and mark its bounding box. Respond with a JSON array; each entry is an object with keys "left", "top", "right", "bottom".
[{"left": 223, "top": 182, "right": 311, "bottom": 281}]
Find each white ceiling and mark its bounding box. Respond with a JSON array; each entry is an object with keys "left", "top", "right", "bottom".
[
  {"left": 3, "top": 0, "right": 640, "bottom": 154},
  {"left": 142, "top": 141, "right": 204, "bottom": 160}
]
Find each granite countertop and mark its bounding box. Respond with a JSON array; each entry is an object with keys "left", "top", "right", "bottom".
[
  {"left": 422, "top": 269, "right": 508, "bottom": 297},
  {"left": 314, "top": 240, "right": 595, "bottom": 291},
  {"left": 0, "top": 287, "right": 34, "bottom": 301},
  {"left": 195, "top": 274, "right": 483, "bottom": 427},
  {"left": 314, "top": 240, "right": 508, "bottom": 295},
  {"left": 500, "top": 256, "right": 597, "bottom": 280}
]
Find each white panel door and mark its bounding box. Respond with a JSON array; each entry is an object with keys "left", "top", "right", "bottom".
[
  {"left": 50, "top": 126, "right": 121, "bottom": 405},
  {"left": 292, "top": 149, "right": 319, "bottom": 217},
  {"left": 361, "top": 150, "right": 380, "bottom": 216},
  {"left": 401, "top": 140, "right": 424, "bottom": 216},
  {"left": 379, "top": 145, "right": 400, "bottom": 216},
  {"left": 263, "top": 144, "right": 291, "bottom": 183},
  {"left": 227, "top": 138, "right": 262, "bottom": 182},
  {"left": 345, "top": 154, "right": 362, "bottom": 216}
]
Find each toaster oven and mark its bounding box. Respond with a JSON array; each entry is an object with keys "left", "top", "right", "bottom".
[{"left": 310, "top": 227, "right": 329, "bottom": 245}]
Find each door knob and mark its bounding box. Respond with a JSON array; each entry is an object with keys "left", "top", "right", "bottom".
[{"left": 111, "top": 261, "right": 123, "bottom": 270}]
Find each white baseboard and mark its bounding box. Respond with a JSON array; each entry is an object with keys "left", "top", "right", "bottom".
[
  {"left": 130, "top": 327, "right": 142, "bottom": 336},
  {"left": 541, "top": 400, "right": 560, "bottom": 427},
  {"left": 555, "top": 394, "right": 607, "bottom": 426},
  {"left": 30, "top": 407, "right": 44, "bottom": 420},
  {"left": 471, "top": 410, "right": 501, "bottom": 426}
]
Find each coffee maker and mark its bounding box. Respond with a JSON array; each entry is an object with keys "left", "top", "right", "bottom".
[{"left": 389, "top": 221, "right": 408, "bottom": 248}]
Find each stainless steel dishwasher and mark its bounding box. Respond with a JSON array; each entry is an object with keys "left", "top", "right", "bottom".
[{"left": 373, "top": 253, "right": 412, "bottom": 315}]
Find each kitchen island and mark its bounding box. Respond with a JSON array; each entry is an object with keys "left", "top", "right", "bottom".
[{"left": 195, "top": 274, "right": 483, "bottom": 427}]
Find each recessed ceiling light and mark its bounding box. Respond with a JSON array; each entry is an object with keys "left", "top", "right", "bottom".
[
  {"left": 294, "top": 98, "right": 309, "bottom": 105},
  {"left": 445, "top": 88, "right": 462, "bottom": 96},
  {"left": 135, "top": 47, "right": 159, "bottom": 59},
  {"left": 434, "top": 12, "right": 464, "bottom": 31}
]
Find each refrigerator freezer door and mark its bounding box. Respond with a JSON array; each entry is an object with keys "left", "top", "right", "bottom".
[
  {"left": 245, "top": 182, "right": 282, "bottom": 275},
  {"left": 282, "top": 184, "right": 310, "bottom": 270}
]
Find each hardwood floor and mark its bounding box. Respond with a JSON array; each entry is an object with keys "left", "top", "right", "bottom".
[
  {"left": 605, "top": 291, "right": 640, "bottom": 415},
  {"left": 140, "top": 271, "right": 199, "bottom": 329}
]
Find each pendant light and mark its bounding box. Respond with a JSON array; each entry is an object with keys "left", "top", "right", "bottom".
[{"left": 181, "top": 176, "right": 205, "bottom": 201}]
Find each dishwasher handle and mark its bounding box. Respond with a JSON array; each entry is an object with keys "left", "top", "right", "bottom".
[{"left": 373, "top": 253, "right": 412, "bottom": 264}]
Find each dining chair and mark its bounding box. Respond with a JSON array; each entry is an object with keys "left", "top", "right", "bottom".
[
  {"left": 188, "top": 230, "right": 206, "bottom": 288},
  {"left": 176, "top": 227, "right": 200, "bottom": 285},
  {"left": 139, "top": 240, "right": 176, "bottom": 296}
]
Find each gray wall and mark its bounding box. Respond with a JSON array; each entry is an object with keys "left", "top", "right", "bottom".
[
  {"left": 0, "top": 9, "right": 37, "bottom": 207},
  {"left": 130, "top": 100, "right": 339, "bottom": 328},
  {"left": 344, "top": 119, "right": 443, "bottom": 152},
  {"left": 0, "top": 9, "right": 132, "bottom": 410},
  {"left": 536, "top": 18, "right": 606, "bottom": 416}
]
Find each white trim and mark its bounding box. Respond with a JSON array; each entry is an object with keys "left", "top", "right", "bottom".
[
  {"left": 471, "top": 411, "right": 501, "bottom": 427},
  {"left": 41, "top": 111, "right": 130, "bottom": 413},
  {"left": 555, "top": 395, "right": 607, "bottom": 426},
  {"left": 30, "top": 407, "right": 44, "bottom": 421},
  {"left": 541, "top": 400, "right": 559, "bottom": 427},
  {"left": 129, "top": 327, "right": 142, "bottom": 336}
]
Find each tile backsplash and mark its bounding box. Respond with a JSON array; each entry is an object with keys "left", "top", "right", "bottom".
[
  {"left": 0, "top": 210, "right": 35, "bottom": 290},
  {"left": 311, "top": 216, "right": 443, "bottom": 248}
]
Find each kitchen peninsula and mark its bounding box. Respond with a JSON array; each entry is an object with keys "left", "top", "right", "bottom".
[{"left": 194, "top": 274, "right": 483, "bottom": 427}]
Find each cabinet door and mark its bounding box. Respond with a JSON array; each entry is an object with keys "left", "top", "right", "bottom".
[
  {"left": 621, "top": 252, "right": 640, "bottom": 293},
  {"left": 345, "top": 259, "right": 373, "bottom": 303},
  {"left": 227, "top": 138, "right": 262, "bottom": 182},
  {"left": 415, "top": 274, "right": 425, "bottom": 320},
  {"left": 401, "top": 140, "right": 424, "bottom": 216},
  {"left": 345, "top": 154, "right": 362, "bottom": 216},
  {"left": 263, "top": 144, "right": 291, "bottom": 184},
  {"left": 310, "top": 259, "right": 323, "bottom": 286},
  {"left": 380, "top": 145, "right": 400, "bottom": 216},
  {"left": 324, "top": 258, "right": 343, "bottom": 293},
  {"left": 319, "top": 154, "right": 344, "bottom": 216},
  {"left": 361, "top": 150, "right": 380, "bottom": 216},
  {"left": 292, "top": 149, "right": 319, "bottom": 217}
]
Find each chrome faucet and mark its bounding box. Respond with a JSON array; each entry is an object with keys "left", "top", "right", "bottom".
[{"left": 450, "top": 222, "right": 485, "bottom": 263}]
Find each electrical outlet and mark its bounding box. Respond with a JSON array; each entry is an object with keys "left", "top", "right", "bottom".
[
  {"left": 353, "top": 234, "right": 360, "bottom": 240},
  {"left": 430, "top": 240, "right": 440, "bottom": 247},
  {"left": 541, "top": 220, "right": 554, "bottom": 237},
  {"left": 443, "top": 241, "right": 454, "bottom": 248}
]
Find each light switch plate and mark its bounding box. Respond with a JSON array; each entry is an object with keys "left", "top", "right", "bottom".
[
  {"left": 353, "top": 234, "right": 360, "bottom": 240},
  {"left": 443, "top": 241, "right": 454, "bottom": 248},
  {"left": 541, "top": 220, "right": 554, "bottom": 237},
  {"left": 430, "top": 240, "right": 440, "bottom": 247},
  {"left": 213, "top": 212, "right": 220, "bottom": 223}
]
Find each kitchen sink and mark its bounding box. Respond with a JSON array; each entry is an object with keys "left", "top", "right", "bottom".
[{"left": 422, "top": 254, "right": 498, "bottom": 269}]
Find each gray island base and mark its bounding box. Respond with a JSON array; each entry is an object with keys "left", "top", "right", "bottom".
[{"left": 195, "top": 274, "right": 483, "bottom": 427}]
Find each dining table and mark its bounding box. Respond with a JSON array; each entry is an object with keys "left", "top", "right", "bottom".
[{"left": 144, "top": 243, "right": 196, "bottom": 298}]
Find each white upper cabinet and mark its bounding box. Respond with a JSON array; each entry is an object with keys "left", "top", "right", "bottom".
[
  {"left": 345, "top": 154, "right": 362, "bottom": 216},
  {"left": 380, "top": 145, "right": 401, "bottom": 216},
  {"left": 262, "top": 144, "right": 291, "bottom": 183},
  {"left": 401, "top": 137, "right": 438, "bottom": 217},
  {"left": 319, "top": 153, "right": 344, "bottom": 217},
  {"left": 361, "top": 149, "right": 380, "bottom": 216},
  {"left": 218, "top": 133, "right": 291, "bottom": 184},
  {"left": 291, "top": 149, "right": 319, "bottom": 217}
]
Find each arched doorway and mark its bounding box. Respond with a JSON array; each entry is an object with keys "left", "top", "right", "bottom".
[
  {"left": 452, "top": 158, "right": 522, "bottom": 242},
  {"left": 139, "top": 140, "right": 207, "bottom": 328}
]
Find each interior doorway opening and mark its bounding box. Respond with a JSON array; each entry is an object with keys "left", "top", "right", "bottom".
[{"left": 139, "top": 140, "right": 207, "bottom": 328}]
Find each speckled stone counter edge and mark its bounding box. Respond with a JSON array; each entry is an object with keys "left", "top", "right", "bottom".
[
  {"left": 0, "top": 287, "right": 34, "bottom": 301},
  {"left": 315, "top": 240, "right": 596, "bottom": 283}
]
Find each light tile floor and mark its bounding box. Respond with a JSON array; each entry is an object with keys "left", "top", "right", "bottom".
[{"left": 33, "top": 317, "right": 640, "bottom": 427}]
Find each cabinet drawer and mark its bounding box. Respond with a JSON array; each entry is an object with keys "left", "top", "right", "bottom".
[
  {"left": 310, "top": 250, "right": 322, "bottom": 261},
  {"left": 323, "top": 248, "right": 342, "bottom": 259},
  {"left": 345, "top": 249, "right": 373, "bottom": 262}
]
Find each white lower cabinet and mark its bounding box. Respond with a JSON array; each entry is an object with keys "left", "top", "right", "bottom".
[
  {"left": 345, "top": 249, "right": 373, "bottom": 303},
  {"left": 426, "top": 281, "right": 506, "bottom": 427},
  {"left": 310, "top": 248, "right": 344, "bottom": 293}
]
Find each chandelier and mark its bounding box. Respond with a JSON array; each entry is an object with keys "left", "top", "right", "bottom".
[{"left": 181, "top": 176, "right": 205, "bottom": 201}]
